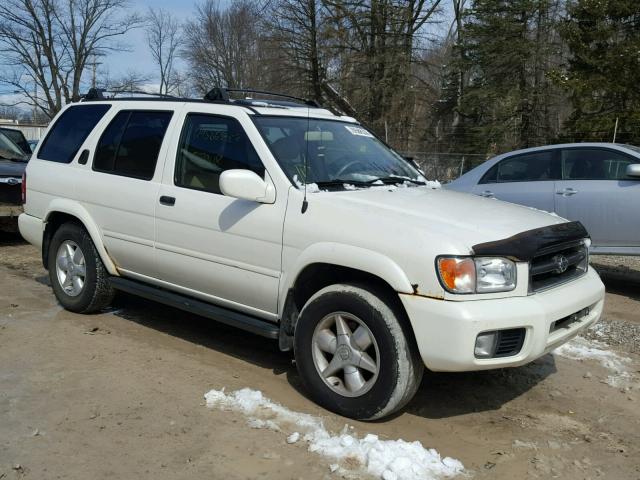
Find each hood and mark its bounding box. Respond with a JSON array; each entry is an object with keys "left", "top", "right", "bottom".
[
  {"left": 314, "top": 185, "right": 565, "bottom": 248},
  {"left": 0, "top": 159, "right": 28, "bottom": 177}
]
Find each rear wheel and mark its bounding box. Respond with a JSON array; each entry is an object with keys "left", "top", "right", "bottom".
[
  {"left": 48, "top": 223, "right": 114, "bottom": 313},
  {"left": 294, "top": 283, "right": 423, "bottom": 420}
]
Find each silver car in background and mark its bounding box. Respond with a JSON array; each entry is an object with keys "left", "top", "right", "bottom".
[{"left": 446, "top": 143, "right": 640, "bottom": 255}]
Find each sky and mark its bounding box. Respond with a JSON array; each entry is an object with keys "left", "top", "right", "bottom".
[
  {"left": 0, "top": 0, "right": 227, "bottom": 108},
  {"left": 105, "top": 0, "right": 198, "bottom": 81}
]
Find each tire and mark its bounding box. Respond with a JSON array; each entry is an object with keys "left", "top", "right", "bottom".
[
  {"left": 48, "top": 222, "right": 114, "bottom": 313},
  {"left": 294, "top": 283, "right": 423, "bottom": 420}
]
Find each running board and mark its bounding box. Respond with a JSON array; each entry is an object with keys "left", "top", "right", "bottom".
[{"left": 109, "top": 276, "right": 279, "bottom": 339}]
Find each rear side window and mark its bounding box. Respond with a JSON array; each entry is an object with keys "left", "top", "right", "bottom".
[
  {"left": 38, "top": 104, "right": 111, "bottom": 163},
  {"left": 480, "top": 151, "right": 558, "bottom": 183},
  {"left": 93, "top": 110, "right": 173, "bottom": 180},
  {"left": 174, "top": 114, "right": 264, "bottom": 194}
]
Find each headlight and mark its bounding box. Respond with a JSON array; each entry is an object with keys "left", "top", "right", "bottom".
[{"left": 437, "top": 256, "right": 517, "bottom": 294}]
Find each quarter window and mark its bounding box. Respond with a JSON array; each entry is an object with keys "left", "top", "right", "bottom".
[
  {"left": 93, "top": 110, "right": 173, "bottom": 180},
  {"left": 174, "top": 114, "right": 264, "bottom": 194},
  {"left": 562, "top": 148, "right": 634, "bottom": 180},
  {"left": 38, "top": 104, "right": 111, "bottom": 163},
  {"left": 480, "top": 151, "right": 558, "bottom": 183}
]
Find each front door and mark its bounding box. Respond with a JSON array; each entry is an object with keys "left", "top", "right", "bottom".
[
  {"left": 554, "top": 147, "right": 640, "bottom": 248},
  {"left": 471, "top": 149, "right": 559, "bottom": 212},
  {"left": 154, "top": 110, "right": 285, "bottom": 319}
]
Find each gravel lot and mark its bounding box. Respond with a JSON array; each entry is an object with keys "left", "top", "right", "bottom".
[{"left": 1, "top": 233, "right": 639, "bottom": 479}]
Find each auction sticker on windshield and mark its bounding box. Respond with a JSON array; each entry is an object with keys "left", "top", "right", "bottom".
[{"left": 344, "top": 125, "right": 374, "bottom": 137}]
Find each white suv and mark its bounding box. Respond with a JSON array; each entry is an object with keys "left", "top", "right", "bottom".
[{"left": 19, "top": 88, "right": 605, "bottom": 420}]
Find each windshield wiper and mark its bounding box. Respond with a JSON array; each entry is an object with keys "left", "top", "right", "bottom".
[
  {"left": 365, "top": 175, "right": 426, "bottom": 185},
  {"left": 314, "top": 179, "right": 371, "bottom": 188}
]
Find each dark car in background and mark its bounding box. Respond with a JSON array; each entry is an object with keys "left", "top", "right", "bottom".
[{"left": 0, "top": 127, "right": 32, "bottom": 231}]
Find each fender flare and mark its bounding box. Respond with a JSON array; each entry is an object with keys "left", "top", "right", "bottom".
[
  {"left": 44, "top": 199, "right": 119, "bottom": 275},
  {"left": 278, "top": 242, "right": 414, "bottom": 313}
]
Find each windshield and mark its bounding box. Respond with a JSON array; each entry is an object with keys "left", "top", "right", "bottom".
[{"left": 253, "top": 117, "right": 424, "bottom": 188}]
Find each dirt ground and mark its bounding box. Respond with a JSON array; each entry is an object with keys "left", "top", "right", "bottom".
[{"left": 1, "top": 232, "right": 639, "bottom": 480}]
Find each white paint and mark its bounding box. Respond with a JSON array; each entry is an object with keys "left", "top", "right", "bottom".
[{"left": 204, "top": 388, "right": 464, "bottom": 480}]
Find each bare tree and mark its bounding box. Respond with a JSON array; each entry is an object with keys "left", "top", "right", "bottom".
[
  {"left": 183, "top": 0, "right": 263, "bottom": 92},
  {"left": 0, "top": 0, "right": 142, "bottom": 118},
  {"left": 263, "top": 0, "right": 325, "bottom": 103},
  {"left": 145, "top": 7, "right": 182, "bottom": 95},
  {"left": 98, "top": 70, "right": 152, "bottom": 93}
]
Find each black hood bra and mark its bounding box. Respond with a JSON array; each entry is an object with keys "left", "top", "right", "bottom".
[{"left": 472, "top": 221, "right": 589, "bottom": 262}]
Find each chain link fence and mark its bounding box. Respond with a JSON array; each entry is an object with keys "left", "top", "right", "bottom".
[{"left": 402, "top": 152, "right": 489, "bottom": 183}]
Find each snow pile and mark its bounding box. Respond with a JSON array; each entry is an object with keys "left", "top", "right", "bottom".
[
  {"left": 204, "top": 388, "right": 464, "bottom": 480},
  {"left": 554, "top": 336, "right": 633, "bottom": 387}
]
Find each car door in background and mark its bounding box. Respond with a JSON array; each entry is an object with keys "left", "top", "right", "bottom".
[
  {"left": 554, "top": 147, "right": 640, "bottom": 250},
  {"left": 154, "top": 111, "right": 285, "bottom": 319},
  {"left": 471, "top": 149, "right": 560, "bottom": 212}
]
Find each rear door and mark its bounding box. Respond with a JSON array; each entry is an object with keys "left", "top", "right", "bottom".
[
  {"left": 471, "top": 149, "right": 560, "bottom": 212},
  {"left": 554, "top": 147, "right": 640, "bottom": 248},
  {"left": 75, "top": 107, "right": 176, "bottom": 278}
]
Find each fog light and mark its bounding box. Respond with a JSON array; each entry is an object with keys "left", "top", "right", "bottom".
[{"left": 475, "top": 332, "right": 497, "bottom": 358}]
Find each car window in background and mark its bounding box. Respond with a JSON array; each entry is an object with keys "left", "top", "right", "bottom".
[
  {"left": 174, "top": 114, "right": 264, "bottom": 194},
  {"left": 480, "top": 151, "right": 558, "bottom": 184},
  {"left": 93, "top": 110, "right": 172, "bottom": 180},
  {"left": 562, "top": 148, "right": 635, "bottom": 180},
  {"left": 0, "top": 131, "right": 29, "bottom": 161},
  {"left": 0, "top": 128, "right": 31, "bottom": 154},
  {"left": 38, "top": 104, "right": 111, "bottom": 163}
]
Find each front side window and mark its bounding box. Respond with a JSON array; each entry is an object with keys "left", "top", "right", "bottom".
[
  {"left": 562, "top": 148, "right": 635, "bottom": 180},
  {"left": 253, "top": 117, "right": 424, "bottom": 188},
  {"left": 38, "top": 104, "right": 111, "bottom": 163},
  {"left": 93, "top": 110, "right": 173, "bottom": 180},
  {"left": 481, "top": 151, "right": 558, "bottom": 184},
  {"left": 174, "top": 114, "right": 264, "bottom": 194}
]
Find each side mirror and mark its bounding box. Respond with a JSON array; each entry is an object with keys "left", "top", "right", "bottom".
[
  {"left": 625, "top": 163, "right": 640, "bottom": 178},
  {"left": 219, "top": 169, "right": 276, "bottom": 204}
]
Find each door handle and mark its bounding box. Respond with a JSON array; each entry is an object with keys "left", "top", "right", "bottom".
[
  {"left": 556, "top": 188, "right": 578, "bottom": 196},
  {"left": 159, "top": 195, "right": 176, "bottom": 206},
  {"left": 78, "top": 149, "right": 89, "bottom": 165},
  {"left": 479, "top": 190, "right": 494, "bottom": 198}
]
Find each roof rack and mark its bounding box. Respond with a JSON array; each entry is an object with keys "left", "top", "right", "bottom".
[
  {"left": 79, "top": 87, "right": 325, "bottom": 114},
  {"left": 204, "top": 87, "right": 321, "bottom": 108},
  {"left": 82, "top": 88, "right": 177, "bottom": 101}
]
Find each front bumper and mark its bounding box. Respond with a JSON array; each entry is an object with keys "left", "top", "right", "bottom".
[{"left": 400, "top": 268, "right": 605, "bottom": 372}]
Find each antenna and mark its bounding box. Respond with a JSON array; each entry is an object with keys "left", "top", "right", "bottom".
[{"left": 301, "top": 105, "right": 310, "bottom": 214}]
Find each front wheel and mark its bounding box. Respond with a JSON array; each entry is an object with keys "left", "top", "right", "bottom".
[{"left": 294, "top": 283, "right": 423, "bottom": 420}]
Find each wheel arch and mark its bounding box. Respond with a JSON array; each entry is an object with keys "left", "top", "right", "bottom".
[
  {"left": 42, "top": 200, "right": 118, "bottom": 275},
  {"left": 278, "top": 243, "right": 417, "bottom": 351}
]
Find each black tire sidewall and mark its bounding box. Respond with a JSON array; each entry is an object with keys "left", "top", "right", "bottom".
[
  {"left": 48, "top": 223, "right": 100, "bottom": 312},
  {"left": 294, "top": 286, "right": 400, "bottom": 420}
]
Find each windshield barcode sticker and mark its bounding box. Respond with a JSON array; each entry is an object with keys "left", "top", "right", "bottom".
[{"left": 344, "top": 125, "right": 374, "bottom": 137}]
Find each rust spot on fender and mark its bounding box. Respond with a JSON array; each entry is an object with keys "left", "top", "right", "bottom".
[{"left": 403, "top": 284, "right": 445, "bottom": 300}]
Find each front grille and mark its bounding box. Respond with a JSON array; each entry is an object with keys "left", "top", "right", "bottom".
[
  {"left": 529, "top": 241, "right": 588, "bottom": 293},
  {"left": 494, "top": 328, "right": 526, "bottom": 358}
]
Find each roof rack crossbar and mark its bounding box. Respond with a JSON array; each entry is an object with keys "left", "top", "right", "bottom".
[
  {"left": 204, "top": 87, "right": 321, "bottom": 108},
  {"left": 82, "top": 88, "right": 177, "bottom": 101}
]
